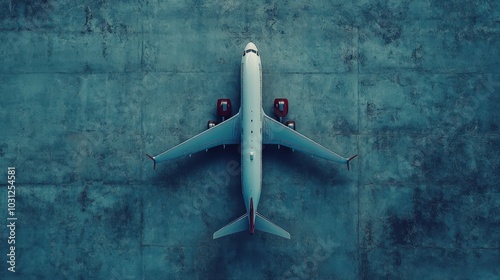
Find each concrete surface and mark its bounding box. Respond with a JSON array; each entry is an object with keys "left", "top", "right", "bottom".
[{"left": 0, "top": 0, "right": 499, "bottom": 279}]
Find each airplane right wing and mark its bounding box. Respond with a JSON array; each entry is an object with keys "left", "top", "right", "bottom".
[
  {"left": 262, "top": 114, "right": 357, "bottom": 170},
  {"left": 147, "top": 112, "right": 241, "bottom": 169}
]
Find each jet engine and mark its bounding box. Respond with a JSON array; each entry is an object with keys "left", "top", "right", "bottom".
[
  {"left": 285, "top": 120, "right": 296, "bottom": 130},
  {"left": 217, "top": 99, "right": 232, "bottom": 121},
  {"left": 273, "top": 98, "right": 288, "bottom": 123},
  {"left": 207, "top": 120, "right": 218, "bottom": 129},
  {"left": 274, "top": 98, "right": 296, "bottom": 130},
  {"left": 207, "top": 99, "right": 232, "bottom": 130}
]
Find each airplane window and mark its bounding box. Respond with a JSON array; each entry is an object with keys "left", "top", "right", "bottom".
[{"left": 243, "top": 51, "right": 246, "bottom": 56}]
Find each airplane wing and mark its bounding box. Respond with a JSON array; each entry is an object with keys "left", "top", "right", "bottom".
[
  {"left": 147, "top": 112, "right": 241, "bottom": 169},
  {"left": 262, "top": 114, "right": 357, "bottom": 170}
]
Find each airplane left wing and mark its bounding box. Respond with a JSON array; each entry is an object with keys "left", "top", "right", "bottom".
[
  {"left": 262, "top": 114, "right": 357, "bottom": 170},
  {"left": 147, "top": 112, "right": 241, "bottom": 169}
]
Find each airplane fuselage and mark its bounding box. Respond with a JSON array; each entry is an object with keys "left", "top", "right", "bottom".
[
  {"left": 148, "top": 42, "right": 357, "bottom": 239},
  {"left": 241, "top": 43, "right": 262, "bottom": 234}
]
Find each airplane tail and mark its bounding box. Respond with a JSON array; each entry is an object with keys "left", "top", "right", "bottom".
[{"left": 213, "top": 212, "right": 290, "bottom": 239}]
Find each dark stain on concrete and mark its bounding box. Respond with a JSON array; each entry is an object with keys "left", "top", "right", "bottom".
[
  {"left": 11, "top": 0, "right": 52, "bottom": 20},
  {"left": 389, "top": 216, "right": 415, "bottom": 245},
  {"left": 78, "top": 185, "right": 93, "bottom": 212},
  {"left": 108, "top": 198, "right": 135, "bottom": 239},
  {"left": 0, "top": 143, "right": 7, "bottom": 157},
  {"left": 83, "top": 6, "right": 92, "bottom": 33}
]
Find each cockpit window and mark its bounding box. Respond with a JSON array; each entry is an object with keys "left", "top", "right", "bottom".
[{"left": 244, "top": 49, "right": 259, "bottom": 56}]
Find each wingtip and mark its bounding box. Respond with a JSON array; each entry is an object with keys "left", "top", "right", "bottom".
[
  {"left": 347, "top": 154, "right": 358, "bottom": 171},
  {"left": 146, "top": 154, "right": 156, "bottom": 170}
]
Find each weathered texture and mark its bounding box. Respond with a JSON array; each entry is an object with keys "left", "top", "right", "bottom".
[{"left": 0, "top": 0, "right": 499, "bottom": 279}]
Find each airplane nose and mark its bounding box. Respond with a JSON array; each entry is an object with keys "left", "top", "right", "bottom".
[{"left": 245, "top": 42, "right": 257, "bottom": 51}]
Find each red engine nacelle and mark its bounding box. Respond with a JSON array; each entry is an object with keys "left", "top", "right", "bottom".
[
  {"left": 217, "top": 99, "right": 232, "bottom": 121},
  {"left": 274, "top": 98, "right": 289, "bottom": 122}
]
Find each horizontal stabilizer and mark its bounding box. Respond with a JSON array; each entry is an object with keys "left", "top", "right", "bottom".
[
  {"left": 213, "top": 213, "right": 248, "bottom": 239},
  {"left": 255, "top": 212, "right": 290, "bottom": 239}
]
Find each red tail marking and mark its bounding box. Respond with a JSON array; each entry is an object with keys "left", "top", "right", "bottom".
[{"left": 249, "top": 198, "right": 254, "bottom": 234}]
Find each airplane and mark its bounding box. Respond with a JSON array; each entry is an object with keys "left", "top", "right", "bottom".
[{"left": 147, "top": 42, "right": 357, "bottom": 239}]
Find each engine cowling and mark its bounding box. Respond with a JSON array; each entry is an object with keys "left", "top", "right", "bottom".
[
  {"left": 274, "top": 98, "right": 288, "bottom": 122},
  {"left": 285, "top": 120, "right": 296, "bottom": 130},
  {"left": 217, "top": 99, "right": 232, "bottom": 121},
  {"left": 207, "top": 120, "right": 218, "bottom": 129}
]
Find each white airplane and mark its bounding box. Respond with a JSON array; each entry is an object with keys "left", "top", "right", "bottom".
[{"left": 147, "top": 42, "right": 357, "bottom": 239}]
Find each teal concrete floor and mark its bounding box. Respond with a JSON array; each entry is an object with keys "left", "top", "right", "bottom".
[{"left": 0, "top": 1, "right": 499, "bottom": 279}]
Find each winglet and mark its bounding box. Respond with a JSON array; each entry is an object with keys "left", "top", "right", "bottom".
[
  {"left": 146, "top": 154, "right": 156, "bottom": 170},
  {"left": 347, "top": 154, "right": 358, "bottom": 171}
]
